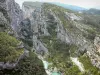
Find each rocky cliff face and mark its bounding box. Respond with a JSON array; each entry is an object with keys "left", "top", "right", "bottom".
[
  {"left": 6, "top": 0, "right": 23, "bottom": 35},
  {"left": 0, "top": 0, "right": 10, "bottom": 32},
  {"left": 0, "top": 0, "right": 25, "bottom": 70},
  {"left": 0, "top": 0, "right": 46, "bottom": 75},
  {"left": 0, "top": 0, "right": 100, "bottom": 75},
  {"left": 22, "top": 2, "right": 100, "bottom": 75},
  {"left": 0, "top": 0, "right": 23, "bottom": 34}
]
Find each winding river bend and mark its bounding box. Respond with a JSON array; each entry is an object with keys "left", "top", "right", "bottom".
[
  {"left": 38, "top": 55, "right": 61, "bottom": 75},
  {"left": 42, "top": 60, "right": 61, "bottom": 75}
]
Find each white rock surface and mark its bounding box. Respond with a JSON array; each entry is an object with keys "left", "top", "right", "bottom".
[{"left": 71, "top": 57, "right": 85, "bottom": 72}]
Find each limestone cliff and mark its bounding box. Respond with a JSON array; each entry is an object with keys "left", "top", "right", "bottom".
[
  {"left": 0, "top": 0, "right": 46, "bottom": 75},
  {"left": 0, "top": 0, "right": 100, "bottom": 75},
  {"left": 22, "top": 2, "right": 100, "bottom": 75},
  {"left": 0, "top": 0, "right": 24, "bottom": 70}
]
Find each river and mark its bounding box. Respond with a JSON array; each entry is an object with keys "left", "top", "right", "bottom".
[
  {"left": 42, "top": 60, "right": 61, "bottom": 75},
  {"left": 38, "top": 55, "right": 61, "bottom": 75}
]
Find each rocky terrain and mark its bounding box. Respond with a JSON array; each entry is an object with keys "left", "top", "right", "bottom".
[
  {"left": 22, "top": 2, "right": 100, "bottom": 75},
  {"left": 0, "top": 0, "right": 100, "bottom": 75},
  {"left": 0, "top": 0, "right": 46, "bottom": 75}
]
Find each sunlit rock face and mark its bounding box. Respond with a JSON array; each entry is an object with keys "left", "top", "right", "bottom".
[{"left": 6, "top": 0, "right": 23, "bottom": 35}]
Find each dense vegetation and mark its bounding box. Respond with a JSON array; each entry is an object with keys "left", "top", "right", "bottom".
[
  {"left": 0, "top": 52, "right": 47, "bottom": 75},
  {"left": 41, "top": 36, "right": 82, "bottom": 75},
  {"left": 79, "top": 55, "right": 100, "bottom": 75},
  {"left": 41, "top": 5, "right": 81, "bottom": 74},
  {"left": 43, "top": 3, "right": 100, "bottom": 41},
  {"left": 43, "top": 3, "right": 75, "bottom": 29},
  {"left": 0, "top": 32, "right": 24, "bottom": 62}
]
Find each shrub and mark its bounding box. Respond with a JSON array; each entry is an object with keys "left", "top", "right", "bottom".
[
  {"left": 0, "top": 32, "right": 24, "bottom": 62},
  {"left": 0, "top": 52, "right": 47, "bottom": 75},
  {"left": 79, "top": 55, "right": 100, "bottom": 75}
]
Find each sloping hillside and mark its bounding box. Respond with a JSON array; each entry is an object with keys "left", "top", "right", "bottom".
[
  {"left": 22, "top": 2, "right": 100, "bottom": 75},
  {"left": 0, "top": 1, "right": 100, "bottom": 75}
]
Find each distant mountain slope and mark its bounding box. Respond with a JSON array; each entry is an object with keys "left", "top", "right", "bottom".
[
  {"left": 23, "top": 1, "right": 42, "bottom": 8},
  {"left": 83, "top": 8, "right": 100, "bottom": 15},
  {"left": 50, "top": 2, "right": 87, "bottom": 11}
]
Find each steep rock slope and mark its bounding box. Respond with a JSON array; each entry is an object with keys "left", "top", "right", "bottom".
[
  {"left": 0, "top": 0, "right": 46, "bottom": 75},
  {"left": 6, "top": 0, "right": 23, "bottom": 35},
  {"left": 22, "top": 2, "right": 100, "bottom": 75},
  {"left": 0, "top": 0, "right": 24, "bottom": 69}
]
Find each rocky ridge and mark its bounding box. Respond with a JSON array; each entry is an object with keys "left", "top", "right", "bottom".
[
  {"left": 0, "top": 0, "right": 25, "bottom": 70},
  {"left": 22, "top": 2, "right": 100, "bottom": 75},
  {"left": 0, "top": 0, "right": 100, "bottom": 75},
  {"left": 0, "top": 1, "right": 46, "bottom": 75}
]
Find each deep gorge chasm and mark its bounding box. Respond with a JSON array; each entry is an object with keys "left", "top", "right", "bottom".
[{"left": 0, "top": 0, "right": 100, "bottom": 75}]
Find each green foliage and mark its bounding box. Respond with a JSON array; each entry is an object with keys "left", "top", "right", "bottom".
[
  {"left": 43, "top": 3, "right": 70, "bottom": 28},
  {"left": 42, "top": 3, "right": 100, "bottom": 75},
  {"left": 41, "top": 36, "right": 80, "bottom": 75},
  {"left": 79, "top": 55, "right": 100, "bottom": 75},
  {"left": 0, "top": 32, "right": 24, "bottom": 62},
  {"left": 81, "top": 14, "right": 100, "bottom": 34},
  {"left": 0, "top": 52, "right": 47, "bottom": 75},
  {"left": 43, "top": 3, "right": 81, "bottom": 34},
  {"left": 43, "top": 3, "right": 75, "bottom": 13},
  {"left": 82, "top": 28, "right": 96, "bottom": 41},
  {"left": 67, "top": 65, "right": 81, "bottom": 75}
]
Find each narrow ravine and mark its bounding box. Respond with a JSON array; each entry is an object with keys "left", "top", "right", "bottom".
[
  {"left": 38, "top": 55, "right": 61, "bottom": 75},
  {"left": 42, "top": 60, "right": 61, "bottom": 75}
]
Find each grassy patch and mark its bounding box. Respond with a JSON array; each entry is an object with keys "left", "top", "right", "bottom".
[
  {"left": 79, "top": 55, "right": 100, "bottom": 75},
  {"left": 41, "top": 36, "right": 80, "bottom": 75},
  {"left": 0, "top": 32, "right": 24, "bottom": 62}
]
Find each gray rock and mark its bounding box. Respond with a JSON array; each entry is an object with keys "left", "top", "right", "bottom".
[
  {"left": 0, "top": 0, "right": 24, "bottom": 70},
  {"left": 6, "top": 0, "right": 23, "bottom": 34}
]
